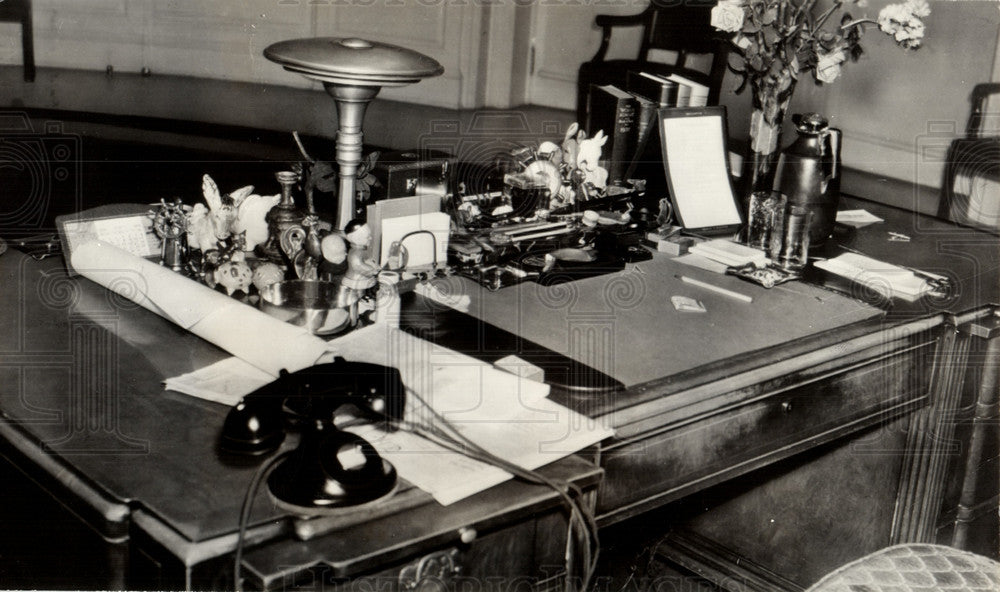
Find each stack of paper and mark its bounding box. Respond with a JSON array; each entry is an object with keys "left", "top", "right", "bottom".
[
  {"left": 813, "top": 252, "right": 932, "bottom": 301},
  {"left": 688, "top": 239, "right": 769, "bottom": 268}
]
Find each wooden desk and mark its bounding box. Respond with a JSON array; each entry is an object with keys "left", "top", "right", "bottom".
[
  {"left": 0, "top": 196, "right": 996, "bottom": 590},
  {"left": 396, "top": 196, "right": 999, "bottom": 589},
  {"left": 0, "top": 250, "right": 602, "bottom": 590}
]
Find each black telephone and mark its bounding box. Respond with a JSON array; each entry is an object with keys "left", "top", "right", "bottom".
[{"left": 220, "top": 357, "right": 406, "bottom": 510}]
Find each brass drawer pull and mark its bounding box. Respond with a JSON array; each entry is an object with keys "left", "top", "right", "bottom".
[{"left": 781, "top": 401, "right": 794, "bottom": 414}]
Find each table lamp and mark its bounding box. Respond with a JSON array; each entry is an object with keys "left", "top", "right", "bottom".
[{"left": 264, "top": 37, "right": 444, "bottom": 230}]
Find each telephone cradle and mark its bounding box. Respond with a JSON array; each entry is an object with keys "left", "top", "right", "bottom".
[{"left": 219, "top": 357, "right": 406, "bottom": 511}]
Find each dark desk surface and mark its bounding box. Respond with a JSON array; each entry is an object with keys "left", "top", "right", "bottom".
[
  {"left": 0, "top": 249, "right": 601, "bottom": 571},
  {"left": 0, "top": 192, "right": 995, "bottom": 578}
]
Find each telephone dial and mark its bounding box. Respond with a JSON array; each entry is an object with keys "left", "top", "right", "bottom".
[{"left": 220, "top": 357, "right": 406, "bottom": 510}]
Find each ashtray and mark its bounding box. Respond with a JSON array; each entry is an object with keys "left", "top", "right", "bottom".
[{"left": 260, "top": 280, "right": 355, "bottom": 336}]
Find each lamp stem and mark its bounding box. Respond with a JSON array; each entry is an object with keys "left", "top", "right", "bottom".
[{"left": 325, "top": 82, "right": 381, "bottom": 230}]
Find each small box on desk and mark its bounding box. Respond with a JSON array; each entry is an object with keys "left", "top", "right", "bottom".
[{"left": 371, "top": 149, "right": 455, "bottom": 201}]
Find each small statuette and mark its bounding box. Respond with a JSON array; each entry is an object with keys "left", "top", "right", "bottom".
[
  {"left": 152, "top": 198, "right": 189, "bottom": 272},
  {"left": 211, "top": 260, "right": 253, "bottom": 295},
  {"left": 251, "top": 262, "right": 285, "bottom": 293}
]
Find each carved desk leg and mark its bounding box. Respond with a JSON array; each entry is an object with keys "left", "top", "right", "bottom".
[
  {"left": 891, "top": 309, "right": 997, "bottom": 544},
  {"left": 952, "top": 313, "right": 1000, "bottom": 550}
]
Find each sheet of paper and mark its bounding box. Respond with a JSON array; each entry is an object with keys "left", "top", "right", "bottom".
[
  {"left": 661, "top": 114, "right": 742, "bottom": 230},
  {"left": 347, "top": 424, "right": 512, "bottom": 506},
  {"left": 164, "top": 357, "right": 273, "bottom": 406},
  {"left": 836, "top": 209, "right": 884, "bottom": 228},
  {"left": 333, "top": 325, "right": 613, "bottom": 498},
  {"left": 72, "top": 241, "right": 335, "bottom": 376}
]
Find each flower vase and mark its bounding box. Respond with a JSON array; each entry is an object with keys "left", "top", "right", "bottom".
[{"left": 743, "top": 75, "right": 797, "bottom": 197}]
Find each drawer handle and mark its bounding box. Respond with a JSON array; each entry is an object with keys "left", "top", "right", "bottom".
[{"left": 781, "top": 401, "right": 793, "bottom": 414}]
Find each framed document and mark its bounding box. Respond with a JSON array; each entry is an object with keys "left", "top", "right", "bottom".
[
  {"left": 56, "top": 203, "right": 161, "bottom": 275},
  {"left": 658, "top": 107, "right": 743, "bottom": 236}
]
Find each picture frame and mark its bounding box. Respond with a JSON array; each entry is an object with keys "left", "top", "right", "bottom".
[{"left": 657, "top": 106, "right": 743, "bottom": 236}]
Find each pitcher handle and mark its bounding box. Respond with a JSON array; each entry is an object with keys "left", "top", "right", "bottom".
[{"left": 825, "top": 128, "right": 842, "bottom": 185}]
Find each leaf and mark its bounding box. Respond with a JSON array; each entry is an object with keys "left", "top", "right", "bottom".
[
  {"left": 762, "top": 7, "right": 778, "bottom": 26},
  {"left": 311, "top": 160, "right": 338, "bottom": 193}
]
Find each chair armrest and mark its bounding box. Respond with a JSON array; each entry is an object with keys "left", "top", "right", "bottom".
[{"left": 588, "top": 9, "right": 654, "bottom": 64}]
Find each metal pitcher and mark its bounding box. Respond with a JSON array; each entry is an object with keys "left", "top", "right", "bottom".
[{"left": 774, "top": 113, "right": 842, "bottom": 245}]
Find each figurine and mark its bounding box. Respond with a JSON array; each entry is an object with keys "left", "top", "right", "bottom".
[
  {"left": 251, "top": 262, "right": 285, "bottom": 293},
  {"left": 337, "top": 220, "right": 381, "bottom": 324},
  {"left": 576, "top": 130, "right": 609, "bottom": 189},
  {"left": 234, "top": 192, "right": 281, "bottom": 251},
  {"left": 319, "top": 233, "right": 348, "bottom": 282},
  {"left": 561, "top": 123, "right": 583, "bottom": 175},
  {"left": 342, "top": 220, "right": 381, "bottom": 292},
  {"left": 151, "top": 198, "right": 188, "bottom": 272},
  {"left": 209, "top": 260, "right": 253, "bottom": 295},
  {"left": 187, "top": 175, "right": 255, "bottom": 252}
]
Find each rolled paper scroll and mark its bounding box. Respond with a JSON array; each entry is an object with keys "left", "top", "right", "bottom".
[{"left": 71, "top": 241, "right": 334, "bottom": 377}]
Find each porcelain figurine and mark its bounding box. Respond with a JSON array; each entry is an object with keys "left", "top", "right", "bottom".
[
  {"left": 341, "top": 220, "right": 380, "bottom": 294},
  {"left": 187, "top": 174, "right": 255, "bottom": 251},
  {"left": 319, "top": 233, "right": 349, "bottom": 283},
  {"left": 561, "top": 123, "right": 583, "bottom": 176},
  {"left": 210, "top": 260, "right": 253, "bottom": 295},
  {"left": 576, "top": 130, "right": 609, "bottom": 189},
  {"left": 251, "top": 262, "right": 285, "bottom": 293},
  {"left": 234, "top": 192, "right": 281, "bottom": 251}
]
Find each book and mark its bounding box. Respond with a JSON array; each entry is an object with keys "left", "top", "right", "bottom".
[
  {"left": 666, "top": 74, "right": 692, "bottom": 107},
  {"left": 586, "top": 84, "right": 639, "bottom": 185},
  {"left": 624, "top": 92, "right": 659, "bottom": 181},
  {"left": 667, "top": 74, "right": 710, "bottom": 107},
  {"left": 626, "top": 70, "right": 678, "bottom": 107}
]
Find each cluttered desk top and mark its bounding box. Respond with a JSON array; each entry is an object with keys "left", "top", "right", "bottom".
[{"left": 0, "top": 183, "right": 996, "bottom": 577}]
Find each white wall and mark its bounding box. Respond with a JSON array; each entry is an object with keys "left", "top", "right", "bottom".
[{"left": 3, "top": 0, "right": 996, "bottom": 195}]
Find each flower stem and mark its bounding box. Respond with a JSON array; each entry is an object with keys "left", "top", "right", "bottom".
[{"left": 813, "top": 1, "right": 844, "bottom": 34}]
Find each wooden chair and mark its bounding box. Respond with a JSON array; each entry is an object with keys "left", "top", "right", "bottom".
[
  {"left": 0, "top": 0, "right": 35, "bottom": 82},
  {"left": 576, "top": 0, "right": 729, "bottom": 124},
  {"left": 938, "top": 83, "right": 1000, "bottom": 232}
]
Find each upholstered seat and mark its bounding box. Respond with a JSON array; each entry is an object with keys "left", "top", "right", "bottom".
[{"left": 805, "top": 544, "right": 1000, "bottom": 592}]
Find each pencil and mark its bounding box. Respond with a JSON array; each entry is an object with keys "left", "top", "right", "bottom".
[{"left": 676, "top": 274, "right": 753, "bottom": 303}]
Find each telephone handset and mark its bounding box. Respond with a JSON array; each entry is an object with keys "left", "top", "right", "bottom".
[{"left": 220, "top": 357, "right": 406, "bottom": 510}]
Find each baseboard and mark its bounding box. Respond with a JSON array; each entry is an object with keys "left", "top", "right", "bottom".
[{"left": 654, "top": 529, "right": 805, "bottom": 592}]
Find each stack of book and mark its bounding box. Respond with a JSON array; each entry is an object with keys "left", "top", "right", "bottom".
[
  {"left": 585, "top": 84, "right": 638, "bottom": 186},
  {"left": 583, "top": 71, "right": 711, "bottom": 186}
]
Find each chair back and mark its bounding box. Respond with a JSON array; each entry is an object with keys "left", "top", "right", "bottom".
[{"left": 642, "top": 1, "right": 721, "bottom": 67}]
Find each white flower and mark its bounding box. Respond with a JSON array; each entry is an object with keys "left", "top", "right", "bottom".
[
  {"left": 906, "top": 0, "right": 931, "bottom": 18},
  {"left": 816, "top": 50, "right": 847, "bottom": 84},
  {"left": 711, "top": 0, "right": 745, "bottom": 34},
  {"left": 878, "top": 0, "right": 931, "bottom": 49}
]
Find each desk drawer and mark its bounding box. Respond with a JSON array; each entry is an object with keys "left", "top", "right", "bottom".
[{"left": 596, "top": 342, "right": 933, "bottom": 521}]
